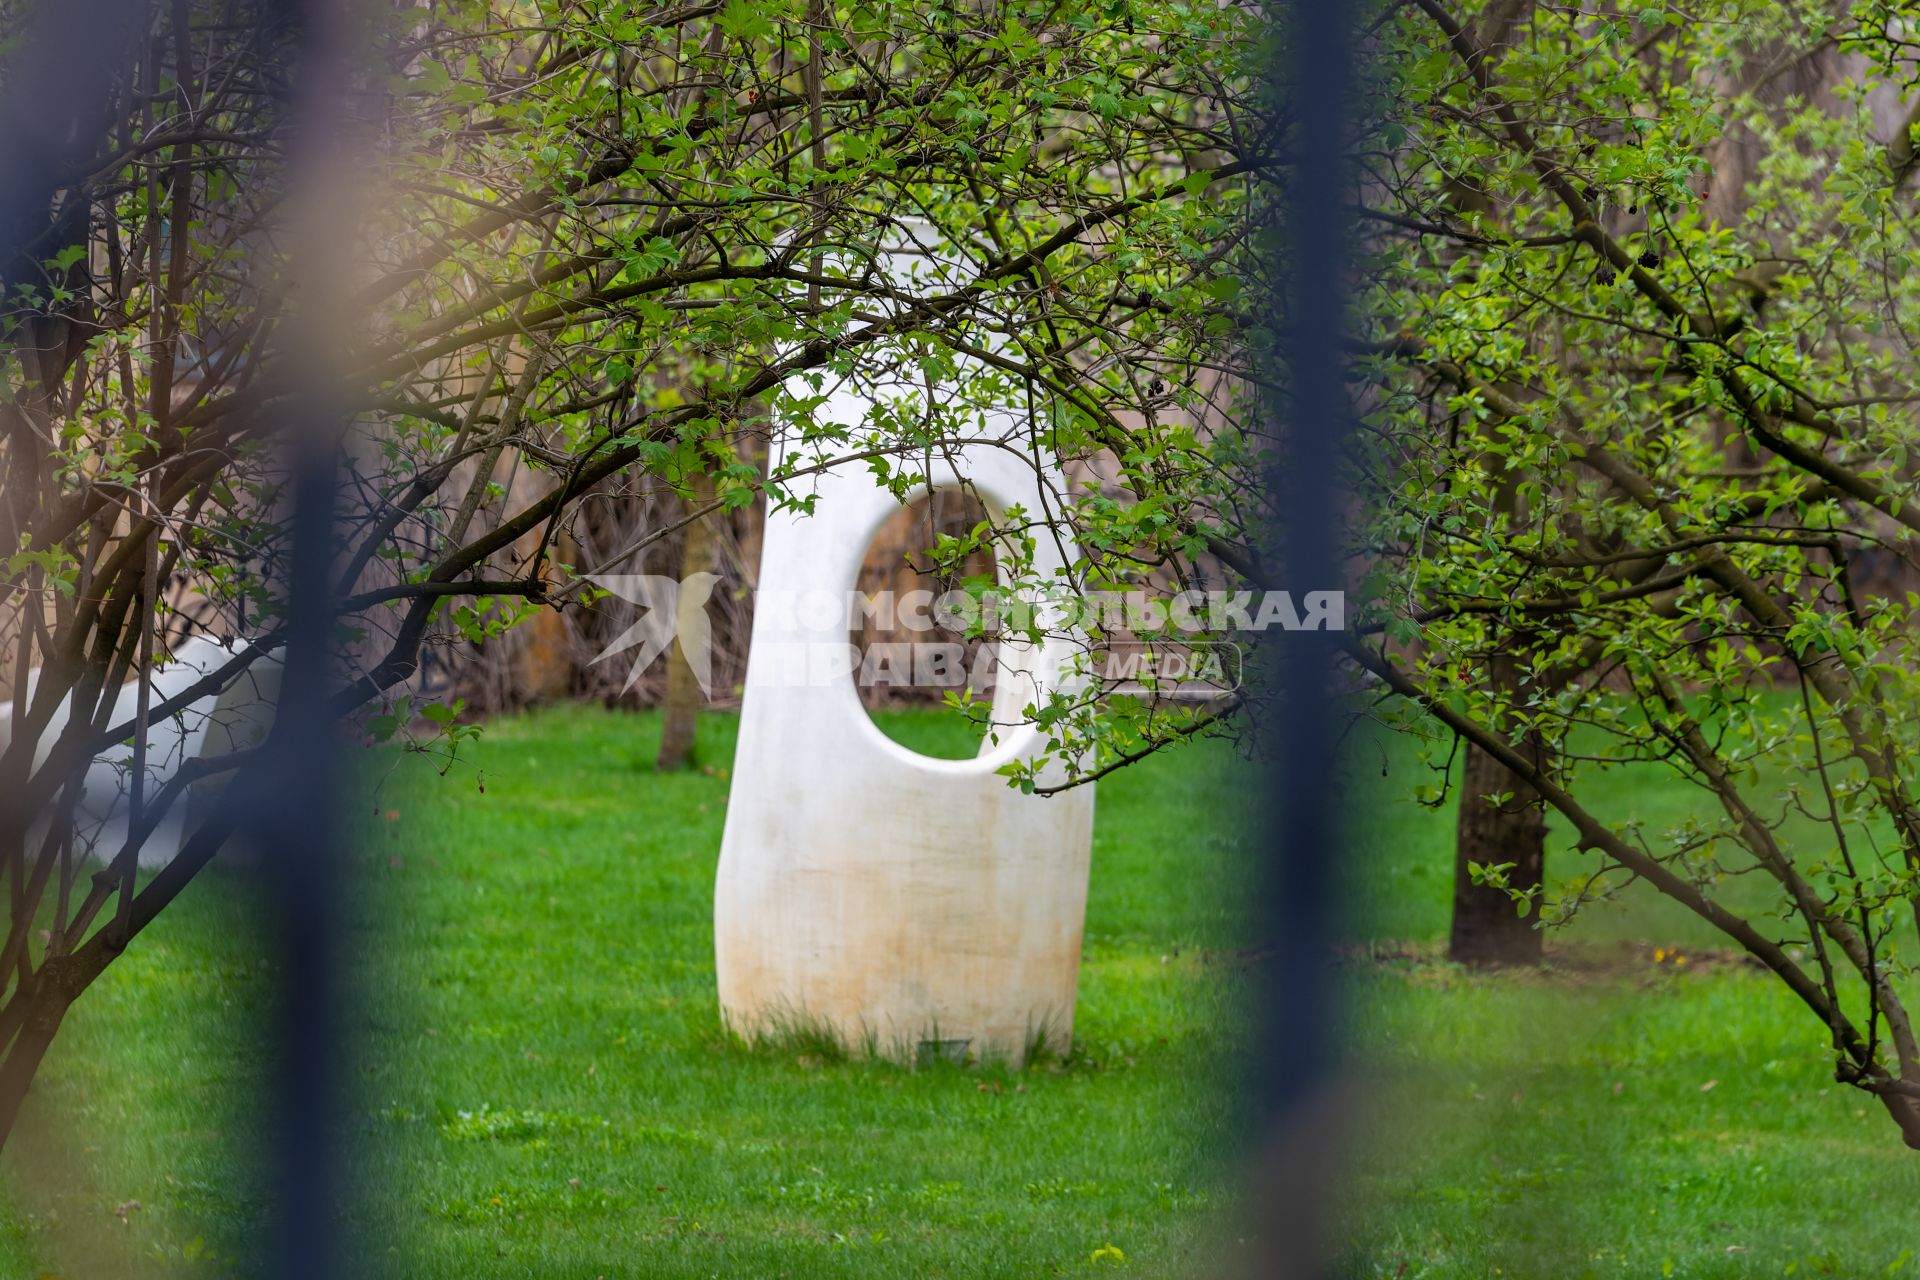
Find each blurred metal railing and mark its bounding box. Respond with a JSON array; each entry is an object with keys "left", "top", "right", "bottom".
[
  {"left": 1249, "top": 5, "right": 1358, "bottom": 1277},
  {"left": 0, "top": 1, "right": 351, "bottom": 1275}
]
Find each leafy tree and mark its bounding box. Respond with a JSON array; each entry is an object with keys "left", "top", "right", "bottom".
[
  {"left": 1352, "top": 0, "right": 1920, "bottom": 1146},
  {"left": 0, "top": 0, "right": 1268, "bottom": 1149}
]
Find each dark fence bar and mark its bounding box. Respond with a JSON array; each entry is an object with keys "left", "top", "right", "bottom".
[{"left": 1251, "top": 3, "right": 1357, "bottom": 1274}]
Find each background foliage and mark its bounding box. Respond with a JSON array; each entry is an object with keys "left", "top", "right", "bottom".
[{"left": 1349, "top": 0, "right": 1920, "bottom": 1145}]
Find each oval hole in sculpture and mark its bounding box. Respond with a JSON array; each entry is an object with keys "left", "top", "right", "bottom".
[{"left": 848, "top": 489, "right": 999, "bottom": 760}]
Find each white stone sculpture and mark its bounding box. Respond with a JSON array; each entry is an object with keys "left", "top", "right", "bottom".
[
  {"left": 714, "top": 383, "right": 1097, "bottom": 1065},
  {"left": 0, "top": 634, "right": 281, "bottom": 867}
]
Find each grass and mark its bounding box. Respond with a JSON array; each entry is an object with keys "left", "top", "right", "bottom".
[
  {"left": 1337, "top": 721, "right": 1920, "bottom": 1279},
  {"left": 1347, "top": 712, "right": 1902, "bottom": 952},
  {"left": 0, "top": 706, "right": 1254, "bottom": 1277},
  {"left": 1339, "top": 960, "right": 1920, "bottom": 1279},
  {"left": 4, "top": 703, "right": 1919, "bottom": 1277}
]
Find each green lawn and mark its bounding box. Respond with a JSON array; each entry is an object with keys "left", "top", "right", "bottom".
[
  {"left": 3, "top": 705, "right": 1918, "bottom": 1277},
  {"left": 1339, "top": 723, "right": 1920, "bottom": 1279},
  {"left": 0, "top": 706, "right": 1253, "bottom": 1278}
]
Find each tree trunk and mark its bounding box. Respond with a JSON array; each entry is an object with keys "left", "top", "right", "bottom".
[
  {"left": 1447, "top": 427, "right": 1550, "bottom": 965},
  {"left": 1449, "top": 735, "right": 1547, "bottom": 966},
  {"left": 656, "top": 476, "right": 716, "bottom": 771},
  {"left": 1881, "top": 1091, "right": 1920, "bottom": 1151},
  {"left": 0, "top": 968, "right": 75, "bottom": 1153}
]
